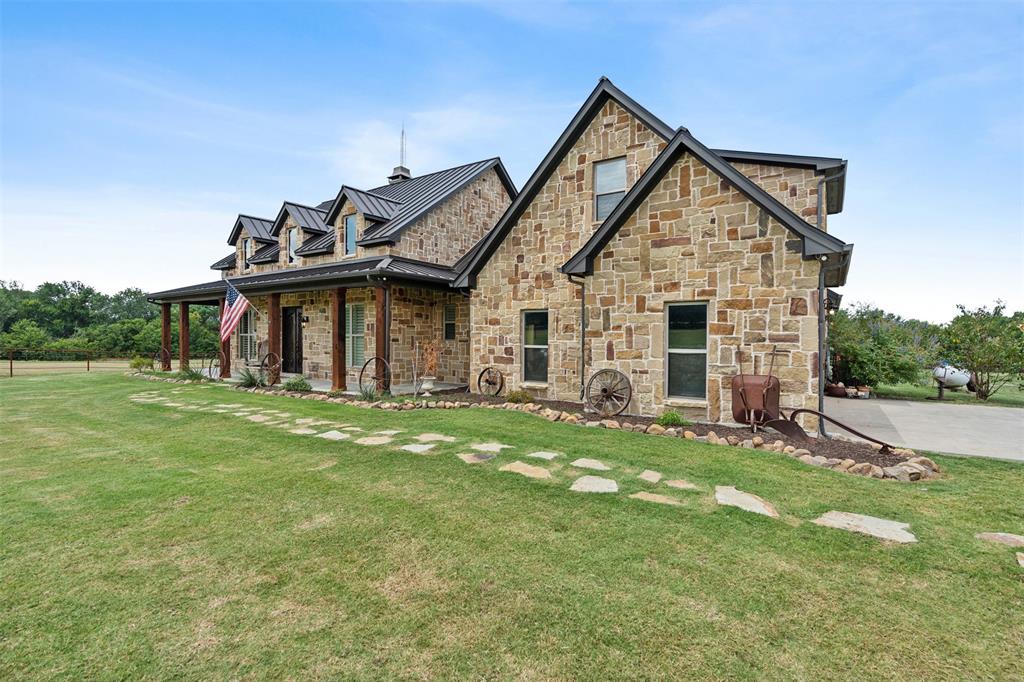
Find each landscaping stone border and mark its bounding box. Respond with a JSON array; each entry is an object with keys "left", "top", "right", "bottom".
[{"left": 127, "top": 372, "right": 939, "bottom": 482}]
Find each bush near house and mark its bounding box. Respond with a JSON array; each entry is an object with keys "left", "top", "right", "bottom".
[
  {"left": 828, "top": 304, "right": 940, "bottom": 387},
  {"left": 941, "top": 302, "right": 1024, "bottom": 401}
]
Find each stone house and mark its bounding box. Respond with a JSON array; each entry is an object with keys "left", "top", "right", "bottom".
[
  {"left": 455, "top": 78, "right": 852, "bottom": 425},
  {"left": 150, "top": 77, "right": 853, "bottom": 424},
  {"left": 149, "top": 159, "right": 515, "bottom": 390}
]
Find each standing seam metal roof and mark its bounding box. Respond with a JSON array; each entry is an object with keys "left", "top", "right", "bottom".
[
  {"left": 272, "top": 202, "right": 329, "bottom": 236},
  {"left": 227, "top": 214, "right": 275, "bottom": 245}
]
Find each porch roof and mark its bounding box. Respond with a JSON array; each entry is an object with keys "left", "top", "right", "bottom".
[{"left": 147, "top": 255, "right": 459, "bottom": 304}]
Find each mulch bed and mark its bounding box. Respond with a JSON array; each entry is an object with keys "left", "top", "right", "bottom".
[{"left": 439, "top": 389, "right": 911, "bottom": 469}]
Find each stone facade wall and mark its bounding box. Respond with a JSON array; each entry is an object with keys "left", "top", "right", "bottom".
[
  {"left": 387, "top": 169, "right": 511, "bottom": 265},
  {"left": 305, "top": 209, "right": 381, "bottom": 266},
  {"left": 388, "top": 286, "right": 470, "bottom": 385},
  {"left": 469, "top": 98, "right": 667, "bottom": 403},
  {"left": 585, "top": 152, "right": 822, "bottom": 425},
  {"left": 732, "top": 162, "right": 826, "bottom": 231},
  {"left": 469, "top": 103, "right": 825, "bottom": 426}
]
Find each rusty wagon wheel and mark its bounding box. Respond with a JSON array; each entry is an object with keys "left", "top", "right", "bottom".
[
  {"left": 202, "top": 351, "right": 226, "bottom": 380},
  {"left": 259, "top": 351, "right": 281, "bottom": 385},
  {"left": 585, "top": 369, "right": 632, "bottom": 417},
  {"left": 152, "top": 347, "right": 171, "bottom": 371},
  {"left": 476, "top": 367, "right": 505, "bottom": 397},
  {"left": 358, "top": 357, "right": 392, "bottom": 395}
]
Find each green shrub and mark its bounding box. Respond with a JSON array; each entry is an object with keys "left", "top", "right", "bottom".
[
  {"left": 176, "top": 366, "right": 208, "bottom": 382},
  {"left": 282, "top": 376, "right": 312, "bottom": 392},
  {"left": 358, "top": 383, "right": 380, "bottom": 401},
  {"left": 942, "top": 302, "right": 1024, "bottom": 400},
  {"left": 237, "top": 367, "right": 267, "bottom": 388},
  {"left": 129, "top": 355, "right": 153, "bottom": 371},
  {"left": 655, "top": 411, "right": 689, "bottom": 427},
  {"left": 828, "top": 304, "right": 926, "bottom": 387},
  {"left": 505, "top": 389, "right": 532, "bottom": 404}
]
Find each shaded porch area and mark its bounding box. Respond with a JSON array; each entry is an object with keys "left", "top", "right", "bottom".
[{"left": 148, "top": 256, "right": 471, "bottom": 393}]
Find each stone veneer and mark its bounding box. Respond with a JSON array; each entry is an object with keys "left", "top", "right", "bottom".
[{"left": 469, "top": 99, "right": 828, "bottom": 427}]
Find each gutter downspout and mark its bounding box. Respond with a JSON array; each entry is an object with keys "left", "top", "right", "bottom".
[
  {"left": 814, "top": 168, "right": 847, "bottom": 438},
  {"left": 568, "top": 274, "right": 587, "bottom": 400}
]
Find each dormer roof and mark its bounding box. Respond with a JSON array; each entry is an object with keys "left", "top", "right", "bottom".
[
  {"left": 271, "top": 201, "right": 330, "bottom": 236},
  {"left": 227, "top": 214, "right": 275, "bottom": 246}
]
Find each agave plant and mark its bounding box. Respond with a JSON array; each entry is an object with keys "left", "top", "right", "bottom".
[{"left": 237, "top": 366, "right": 267, "bottom": 388}]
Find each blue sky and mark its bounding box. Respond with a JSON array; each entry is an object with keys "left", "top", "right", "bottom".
[{"left": 1, "top": 1, "right": 1021, "bottom": 322}]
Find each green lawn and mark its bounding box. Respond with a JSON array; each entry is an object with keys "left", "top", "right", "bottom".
[
  {"left": 2, "top": 374, "right": 1022, "bottom": 679},
  {"left": 875, "top": 369, "right": 1024, "bottom": 408}
]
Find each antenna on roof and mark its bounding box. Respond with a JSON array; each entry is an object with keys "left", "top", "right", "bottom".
[{"left": 389, "top": 121, "right": 412, "bottom": 184}]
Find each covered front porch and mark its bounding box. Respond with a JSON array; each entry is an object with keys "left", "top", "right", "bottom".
[{"left": 147, "top": 256, "right": 471, "bottom": 393}]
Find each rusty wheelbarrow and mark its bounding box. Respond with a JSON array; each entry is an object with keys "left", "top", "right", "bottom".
[{"left": 764, "top": 409, "right": 895, "bottom": 454}]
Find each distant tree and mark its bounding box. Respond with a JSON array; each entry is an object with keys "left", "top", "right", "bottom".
[
  {"left": 0, "top": 280, "right": 30, "bottom": 333},
  {"left": 942, "top": 302, "right": 1024, "bottom": 400},
  {"left": 0, "top": 319, "right": 51, "bottom": 351},
  {"left": 104, "top": 288, "right": 156, "bottom": 322},
  {"left": 828, "top": 304, "right": 927, "bottom": 387},
  {"left": 21, "top": 281, "right": 106, "bottom": 337}
]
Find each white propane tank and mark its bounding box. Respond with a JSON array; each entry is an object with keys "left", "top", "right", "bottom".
[{"left": 932, "top": 363, "right": 971, "bottom": 388}]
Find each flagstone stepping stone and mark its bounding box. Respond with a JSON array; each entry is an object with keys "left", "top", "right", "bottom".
[
  {"left": 165, "top": 402, "right": 184, "bottom": 407},
  {"left": 471, "top": 442, "right": 513, "bottom": 453},
  {"left": 638, "top": 470, "right": 662, "bottom": 484},
  {"left": 664, "top": 479, "right": 699, "bottom": 491},
  {"left": 354, "top": 436, "right": 393, "bottom": 446},
  {"left": 629, "top": 491, "right": 681, "bottom": 506},
  {"left": 813, "top": 511, "right": 917, "bottom": 544},
  {"left": 456, "top": 452, "right": 495, "bottom": 464},
  {"left": 975, "top": 532, "right": 1024, "bottom": 548},
  {"left": 714, "top": 486, "right": 779, "bottom": 518},
  {"left": 290, "top": 428, "right": 318, "bottom": 435},
  {"left": 1017, "top": 552, "right": 1024, "bottom": 568},
  {"left": 499, "top": 461, "right": 551, "bottom": 479},
  {"left": 570, "top": 458, "right": 611, "bottom": 471},
  {"left": 401, "top": 443, "right": 435, "bottom": 454},
  {"left": 415, "top": 433, "right": 457, "bottom": 443},
  {"left": 375, "top": 430, "right": 402, "bottom": 436},
  {"left": 294, "top": 418, "right": 316, "bottom": 424},
  {"left": 247, "top": 414, "right": 272, "bottom": 423},
  {"left": 570, "top": 476, "right": 618, "bottom": 493},
  {"left": 214, "top": 403, "right": 243, "bottom": 408},
  {"left": 341, "top": 426, "right": 364, "bottom": 432},
  {"left": 233, "top": 412, "right": 252, "bottom": 417},
  {"left": 526, "top": 451, "right": 560, "bottom": 460},
  {"left": 317, "top": 430, "right": 350, "bottom": 441}
]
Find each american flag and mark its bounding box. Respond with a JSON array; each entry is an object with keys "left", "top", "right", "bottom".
[{"left": 220, "top": 279, "right": 250, "bottom": 342}]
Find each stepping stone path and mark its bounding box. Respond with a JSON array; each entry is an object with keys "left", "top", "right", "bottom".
[
  {"left": 471, "top": 442, "right": 513, "bottom": 453},
  {"left": 401, "top": 443, "right": 435, "bottom": 454},
  {"left": 664, "top": 479, "right": 699, "bottom": 491},
  {"left": 317, "top": 430, "right": 350, "bottom": 441},
  {"left": 415, "top": 433, "right": 457, "bottom": 443},
  {"left": 289, "top": 428, "right": 318, "bottom": 435},
  {"left": 247, "top": 414, "right": 272, "bottom": 423},
  {"left": 975, "top": 532, "right": 1024, "bottom": 548},
  {"left": 570, "top": 476, "right": 618, "bottom": 493},
  {"left": 341, "top": 426, "right": 363, "bottom": 432},
  {"left": 526, "top": 451, "right": 560, "bottom": 460},
  {"left": 714, "top": 486, "right": 779, "bottom": 518},
  {"left": 456, "top": 452, "right": 495, "bottom": 464},
  {"left": 570, "top": 458, "right": 610, "bottom": 471},
  {"left": 375, "top": 430, "right": 402, "bottom": 436},
  {"left": 354, "top": 436, "right": 393, "bottom": 446},
  {"left": 294, "top": 418, "right": 316, "bottom": 424},
  {"left": 1017, "top": 553, "right": 1024, "bottom": 569},
  {"left": 629, "top": 491, "right": 681, "bottom": 506},
  {"left": 812, "top": 511, "right": 916, "bottom": 544},
  {"left": 499, "top": 461, "right": 551, "bottom": 479},
  {"left": 638, "top": 470, "right": 662, "bottom": 484}
]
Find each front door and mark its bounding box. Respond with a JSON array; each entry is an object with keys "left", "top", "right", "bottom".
[{"left": 282, "top": 307, "right": 303, "bottom": 374}]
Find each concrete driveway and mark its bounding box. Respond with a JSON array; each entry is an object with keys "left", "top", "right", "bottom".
[{"left": 824, "top": 397, "right": 1022, "bottom": 461}]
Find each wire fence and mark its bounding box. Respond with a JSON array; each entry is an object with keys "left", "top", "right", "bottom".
[{"left": 1, "top": 348, "right": 139, "bottom": 377}]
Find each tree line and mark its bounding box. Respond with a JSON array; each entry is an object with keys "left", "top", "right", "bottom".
[
  {"left": 828, "top": 302, "right": 1024, "bottom": 400},
  {"left": 0, "top": 281, "right": 219, "bottom": 358}
]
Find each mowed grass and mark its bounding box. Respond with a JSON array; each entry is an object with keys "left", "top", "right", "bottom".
[
  {"left": 1, "top": 375, "right": 1022, "bottom": 680},
  {"left": 1, "top": 359, "right": 132, "bottom": 377},
  {"left": 875, "top": 370, "right": 1024, "bottom": 408}
]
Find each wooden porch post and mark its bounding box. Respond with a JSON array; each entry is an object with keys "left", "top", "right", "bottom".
[
  {"left": 160, "top": 302, "right": 172, "bottom": 371},
  {"left": 178, "top": 303, "right": 190, "bottom": 370},
  {"left": 331, "top": 288, "right": 347, "bottom": 391},
  {"left": 267, "top": 292, "right": 281, "bottom": 385},
  {"left": 219, "top": 296, "right": 231, "bottom": 379},
  {"left": 375, "top": 284, "right": 390, "bottom": 368}
]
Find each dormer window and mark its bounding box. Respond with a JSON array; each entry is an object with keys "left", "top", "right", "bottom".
[
  {"left": 243, "top": 238, "right": 253, "bottom": 270},
  {"left": 344, "top": 214, "right": 357, "bottom": 255},
  {"left": 287, "top": 227, "right": 299, "bottom": 264},
  {"left": 594, "top": 157, "right": 626, "bottom": 221}
]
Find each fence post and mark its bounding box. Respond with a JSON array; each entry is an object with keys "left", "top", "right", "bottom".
[
  {"left": 8, "top": 350, "right": 12, "bottom": 378},
  {"left": 87, "top": 352, "right": 91, "bottom": 372}
]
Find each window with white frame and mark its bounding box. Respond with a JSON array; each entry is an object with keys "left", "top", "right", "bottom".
[
  {"left": 287, "top": 228, "right": 300, "bottom": 264},
  {"left": 344, "top": 214, "right": 357, "bottom": 255},
  {"left": 522, "top": 310, "right": 548, "bottom": 383},
  {"left": 243, "top": 238, "right": 253, "bottom": 270},
  {"left": 237, "top": 308, "right": 257, "bottom": 362},
  {"left": 594, "top": 157, "right": 626, "bottom": 221},
  {"left": 666, "top": 302, "right": 708, "bottom": 399},
  {"left": 345, "top": 303, "right": 365, "bottom": 367},
  {"left": 443, "top": 304, "right": 456, "bottom": 341}
]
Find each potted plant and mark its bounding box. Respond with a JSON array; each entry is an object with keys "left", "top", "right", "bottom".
[{"left": 420, "top": 340, "right": 439, "bottom": 394}]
